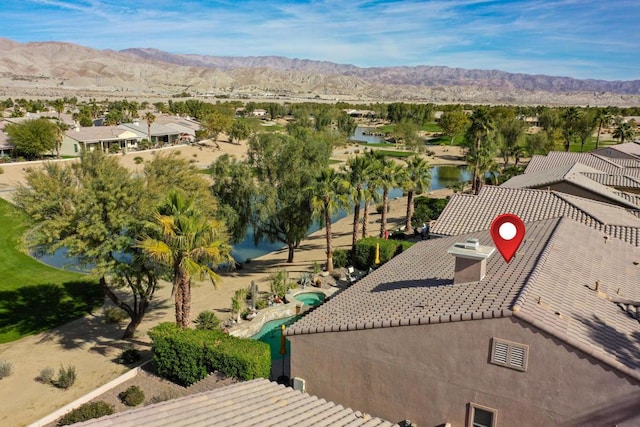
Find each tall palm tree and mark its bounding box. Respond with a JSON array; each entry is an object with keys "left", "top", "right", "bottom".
[
  {"left": 138, "top": 191, "right": 233, "bottom": 327},
  {"left": 594, "top": 108, "right": 613, "bottom": 150},
  {"left": 465, "top": 108, "right": 495, "bottom": 194},
  {"left": 376, "top": 158, "right": 406, "bottom": 238},
  {"left": 144, "top": 111, "right": 156, "bottom": 145},
  {"left": 307, "top": 168, "right": 349, "bottom": 272},
  {"left": 343, "top": 155, "right": 368, "bottom": 251},
  {"left": 561, "top": 107, "right": 580, "bottom": 152},
  {"left": 361, "top": 151, "right": 384, "bottom": 240},
  {"left": 402, "top": 156, "right": 431, "bottom": 232}
]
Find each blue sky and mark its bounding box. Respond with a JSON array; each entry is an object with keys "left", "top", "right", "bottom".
[{"left": 2, "top": 0, "right": 639, "bottom": 81}]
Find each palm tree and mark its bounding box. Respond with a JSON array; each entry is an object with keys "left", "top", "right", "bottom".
[
  {"left": 377, "top": 158, "right": 406, "bottom": 238},
  {"left": 307, "top": 168, "right": 349, "bottom": 272},
  {"left": 612, "top": 120, "right": 635, "bottom": 144},
  {"left": 561, "top": 107, "right": 580, "bottom": 152},
  {"left": 361, "top": 151, "right": 384, "bottom": 239},
  {"left": 138, "top": 191, "right": 233, "bottom": 327},
  {"left": 52, "top": 120, "right": 69, "bottom": 159},
  {"left": 464, "top": 108, "right": 495, "bottom": 194},
  {"left": 144, "top": 112, "right": 156, "bottom": 145},
  {"left": 402, "top": 156, "right": 431, "bottom": 232},
  {"left": 594, "top": 108, "right": 613, "bottom": 150},
  {"left": 343, "top": 155, "right": 368, "bottom": 252}
]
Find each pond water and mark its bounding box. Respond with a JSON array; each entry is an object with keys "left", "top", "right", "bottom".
[
  {"left": 350, "top": 127, "right": 386, "bottom": 144},
  {"left": 34, "top": 166, "right": 471, "bottom": 269}
]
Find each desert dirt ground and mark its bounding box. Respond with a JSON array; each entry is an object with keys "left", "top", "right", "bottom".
[{"left": 0, "top": 139, "right": 462, "bottom": 426}]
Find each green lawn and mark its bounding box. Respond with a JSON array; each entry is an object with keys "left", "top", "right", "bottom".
[
  {"left": 569, "top": 139, "right": 618, "bottom": 153},
  {"left": 0, "top": 199, "right": 102, "bottom": 343}
]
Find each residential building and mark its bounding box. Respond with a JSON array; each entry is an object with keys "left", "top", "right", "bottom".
[
  {"left": 119, "top": 120, "right": 182, "bottom": 146},
  {"left": 524, "top": 152, "right": 640, "bottom": 177},
  {"left": 61, "top": 126, "right": 141, "bottom": 156},
  {"left": 76, "top": 379, "right": 396, "bottom": 426},
  {"left": 286, "top": 218, "right": 640, "bottom": 426},
  {"left": 593, "top": 142, "right": 640, "bottom": 161}
]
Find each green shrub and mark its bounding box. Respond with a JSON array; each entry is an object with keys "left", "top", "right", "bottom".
[
  {"left": 150, "top": 389, "right": 182, "bottom": 404},
  {"left": 59, "top": 401, "right": 114, "bottom": 425},
  {"left": 119, "top": 385, "right": 145, "bottom": 406},
  {"left": 149, "top": 322, "right": 270, "bottom": 386},
  {"left": 117, "top": 348, "right": 141, "bottom": 365},
  {"left": 255, "top": 298, "right": 268, "bottom": 310},
  {"left": 0, "top": 360, "right": 13, "bottom": 379},
  {"left": 0, "top": 167, "right": 4, "bottom": 175},
  {"left": 332, "top": 249, "right": 350, "bottom": 268},
  {"left": 133, "top": 156, "right": 144, "bottom": 164},
  {"left": 412, "top": 196, "right": 449, "bottom": 225},
  {"left": 193, "top": 310, "right": 221, "bottom": 330},
  {"left": 55, "top": 365, "right": 76, "bottom": 389},
  {"left": 36, "top": 366, "right": 54, "bottom": 384},
  {"left": 375, "top": 203, "right": 390, "bottom": 214},
  {"left": 103, "top": 306, "right": 128, "bottom": 324},
  {"left": 269, "top": 270, "right": 292, "bottom": 298},
  {"left": 353, "top": 237, "right": 414, "bottom": 270}
]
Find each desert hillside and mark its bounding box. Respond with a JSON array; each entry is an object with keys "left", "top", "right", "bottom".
[{"left": 0, "top": 38, "right": 639, "bottom": 106}]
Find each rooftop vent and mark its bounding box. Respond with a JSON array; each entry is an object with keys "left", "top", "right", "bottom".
[{"left": 447, "top": 238, "right": 495, "bottom": 284}]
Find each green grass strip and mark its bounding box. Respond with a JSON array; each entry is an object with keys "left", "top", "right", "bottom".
[{"left": 0, "top": 199, "right": 102, "bottom": 343}]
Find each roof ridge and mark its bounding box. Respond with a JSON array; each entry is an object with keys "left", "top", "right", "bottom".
[
  {"left": 511, "top": 218, "right": 564, "bottom": 312},
  {"left": 591, "top": 152, "right": 625, "bottom": 168}
]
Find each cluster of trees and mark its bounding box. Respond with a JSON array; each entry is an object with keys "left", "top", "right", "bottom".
[
  {"left": 211, "top": 140, "right": 431, "bottom": 272},
  {"left": 15, "top": 151, "right": 233, "bottom": 337}
]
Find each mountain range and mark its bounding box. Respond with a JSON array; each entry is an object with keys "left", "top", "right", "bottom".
[{"left": 1, "top": 38, "right": 639, "bottom": 106}]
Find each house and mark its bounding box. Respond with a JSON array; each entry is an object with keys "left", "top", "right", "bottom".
[
  {"left": 119, "top": 120, "right": 182, "bottom": 146},
  {"left": 61, "top": 126, "right": 141, "bottom": 156},
  {"left": 431, "top": 186, "right": 640, "bottom": 246},
  {"left": 75, "top": 378, "right": 397, "bottom": 426},
  {"left": 285, "top": 218, "right": 640, "bottom": 426},
  {"left": 501, "top": 163, "right": 640, "bottom": 209},
  {"left": 592, "top": 142, "right": 640, "bottom": 161},
  {"left": 153, "top": 115, "right": 201, "bottom": 143}
]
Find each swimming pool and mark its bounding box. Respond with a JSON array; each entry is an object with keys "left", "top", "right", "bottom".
[
  {"left": 251, "top": 315, "right": 301, "bottom": 360},
  {"left": 293, "top": 292, "right": 326, "bottom": 307}
]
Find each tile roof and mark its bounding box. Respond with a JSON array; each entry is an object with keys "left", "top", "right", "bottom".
[
  {"left": 65, "top": 126, "right": 140, "bottom": 142},
  {"left": 580, "top": 172, "right": 640, "bottom": 189},
  {"left": 500, "top": 163, "right": 640, "bottom": 209},
  {"left": 119, "top": 120, "right": 181, "bottom": 137},
  {"left": 524, "top": 151, "right": 640, "bottom": 175},
  {"left": 430, "top": 186, "right": 640, "bottom": 245},
  {"left": 287, "top": 218, "right": 640, "bottom": 381},
  {"left": 76, "top": 379, "right": 396, "bottom": 427},
  {"left": 603, "top": 142, "right": 640, "bottom": 157}
]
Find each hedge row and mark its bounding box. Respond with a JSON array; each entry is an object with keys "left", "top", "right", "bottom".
[
  {"left": 353, "top": 237, "right": 414, "bottom": 270},
  {"left": 148, "top": 323, "right": 270, "bottom": 386}
]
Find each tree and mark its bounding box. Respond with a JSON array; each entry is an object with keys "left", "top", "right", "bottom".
[
  {"left": 15, "top": 151, "right": 157, "bottom": 338},
  {"left": 51, "top": 98, "right": 65, "bottom": 119},
  {"left": 464, "top": 108, "right": 495, "bottom": 194},
  {"left": 337, "top": 112, "right": 357, "bottom": 138},
  {"left": 138, "top": 191, "right": 233, "bottom": 328},
  {"left": 402, "top": 156, "right": 431, "bottom": 232},
  {"left": 144, "top": 112, "right": 156, "bottom": 144},
  {"left": 576, "top": 109, "right": 597, "bottom": 152},
  {"left": 201, "top": 110, "right": 233, "bottom": 143},
  {"left": 307, "top": 168, "right": 349, "bottom": 272},
  {"left": 209, "top": 154, "right": 257, "bottom": 243},
  {"left": 496, "top": 117, "right": 525, "bottom": 166},
  {"left": 248, "top": 133, "right": 331, "bottom": 263},
  {"left": 361, "top": 151, "right": 384, "bottom": 239},
  {"left": 375, "top": 157, "right": 406, "bottom": 237},
  {"left": 343, "top": 155, "right": 368, "bottom": 254},
  {"left": 612, "top": 120, "right": 635, "bottom": 144},
  {"left": 5, "top": 118, "right": 58, "bottom": 160},
  {"left": 229, "top": 119, "right": 252, "bottom": 144},
  {"left": 52, "top": 120, "right": 69, "bottom": 159},
  {"left": 561, "top": 107, "right": 580, "bottom": 152},
  {"left": 390, "top": 120, "right": 422, "bottom": 151},
  {"left": 594, "top": 108, "right": 613, "bottom": 150},
  {"left": 439, "top": 110, "right": 469, "bottom": 145}
]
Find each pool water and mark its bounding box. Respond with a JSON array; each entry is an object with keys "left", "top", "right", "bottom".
[
  {"left": 251, "top": 315, "right": 301, "bottom": 360},
  {"left": 294, "top": 292, "right": 326, "bottom": 307}
]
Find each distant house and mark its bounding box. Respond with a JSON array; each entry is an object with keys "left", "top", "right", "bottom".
[
  {"left": 431, "top": 186, "right": 640, "bottom": 245},
  {"left": 74, "top": 379, "right": 396, "bottom": 427},
  {"left": 286, "top": 218, "right": 640, "bottom": 426},
  {"left": 61, "top": 126, "right": 141, "bottom": 156},
  {"left": 525, "top": 152, "right": 640, "bottom": 177},
  {"left": 119, "top": 120, "right": 181, "bottom": 146},
  {"left": 153, "top": 115, "right": 201, "bottom": 143}
]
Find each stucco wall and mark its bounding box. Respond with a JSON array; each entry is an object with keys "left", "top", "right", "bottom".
[{"left": 289, "top": 317, "right": 640, "bottom": 426}]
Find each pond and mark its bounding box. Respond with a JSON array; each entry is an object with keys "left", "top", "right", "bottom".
[
  {"left": 350, "top": 127, "right": 386, "bottom": 144},
  {"left": 33, "top": 166, "right": 471, "bottom": 269}
]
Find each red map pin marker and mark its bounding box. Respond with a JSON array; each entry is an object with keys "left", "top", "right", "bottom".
[{"left": 490, "top": 213, "right": 525, "bottom": 263}]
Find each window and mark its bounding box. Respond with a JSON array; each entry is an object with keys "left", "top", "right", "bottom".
[
  {"left": 490, "top": 338, "right": 528, "bottom": 371},
  {"left": 467, "top": 403, "right": 497, "bottom": 427}
]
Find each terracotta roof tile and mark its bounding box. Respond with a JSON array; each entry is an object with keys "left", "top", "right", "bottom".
[
  {"left": 76, "top": 379, "right": 395, "bottom": 427},
  {"left": 580, "top": 172, "right": 640, "bottom": 189},
  {"left": 523, "top": 151, "right": 640, "bottom": 175}
]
